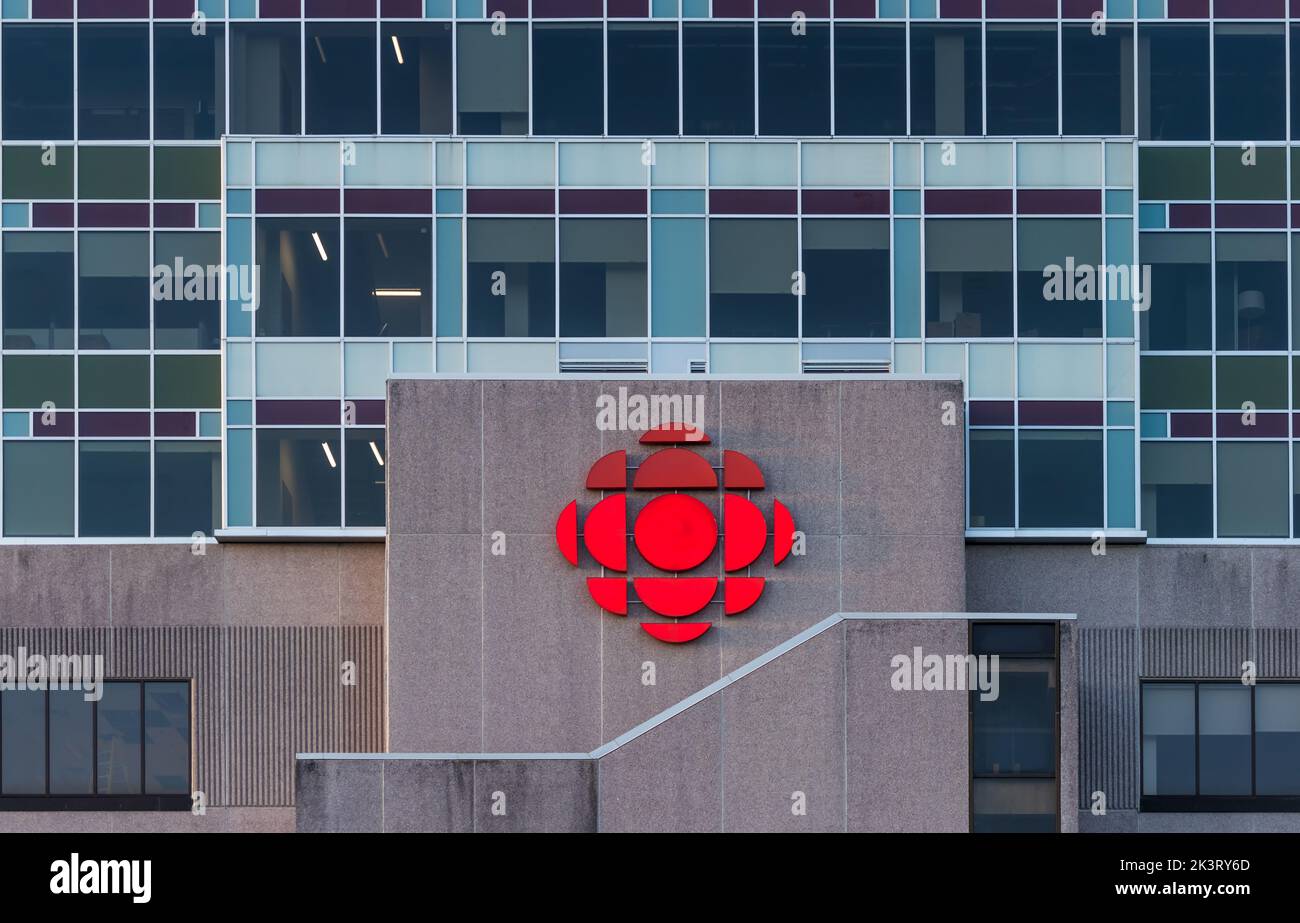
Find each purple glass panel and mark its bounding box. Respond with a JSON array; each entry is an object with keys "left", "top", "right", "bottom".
[
  {"left": 32, "top": 0, "right": 75, "bottom": 16},
  {"left": 608, "top": 0, "right": 650, "bottom": 14},
  {"left": 1215, "top": 204, "right": 1286, "bottom": 229},
  {"left": 1018, "top": 401, "right": 1104, "bottom": 427},
  {"left": 306, "top": 0, "right": 376, "bottom": 12},
  {"left": 801, "top": 189, "right": 889, "bottom": 215},
  {"left": 153, "top": 0, "right": 196, "bottom": 16},
  {"left": 31, "top": 413, "right": 73, "bottom": 437},
  {"left": 80, "top": 412, "right": 151, "bottom": 438},
  {"left": 353, "top": 400, "right": 386, "bottom": 426},
  {"left": 257, "top": 400, "right": 341, "bottom": 426},
  {"left": 713, "top": 0, "right": 755, "bottom": 14},
  {"left": 969, "top": 401, "right": 1015, "bottom": 426},
  {"left": 533, "top": 0, "right": 603, "bottom": 14},
  {"left": 835, "top": 0, "right": 875, "bottom": 13},
  {"left": 155, "top": 412, "right": 197, "bottom": 438},
  {"left": 1167, "top": 0, "right": 1209, "bottom": 15},
  {"left": 154, "top": 203, "right": 197, "bottom": 229},
  {"left": 1017, "top": 189, "right": 1101, "bottom": 215},
  {"left": 761, "top": 0, "right": 830, "bottom": 14},
  {"left": 79, "top": 203, "right": 151, "bottom": 228},
  {"left": 1217, "top": 412, "right": 1288, "bottom": 438},
  {"left": 1061, "top": 0, "right": 1102, "bottom": 15},
  {"left": 343, "top": 189, "right": 434, "bottom": 215},
  {"left": 260, "top": 0, "right": 301, "bottom": 15},
  {"left": 940, "top": 0, "right": 982, "bottom": 15},
  {"left": 493, "top": 0, "right": 529, "bottom": 16},
  {"left": 79, "top": 0, "right": 150, "bottom": 16},
  {"left": 986, "top": 0, "right": 1054, "bottom": 15},
  {"left": 1214, "top": 0, "right": 1284, "bottom": 14},
  {"left": 1169, "top": 413, "right": 1213, "bottom": 438},
  {"left": 256, "top": 189, "right": 340, "bottom": 214},
  {"left": 382, "top": 0, "right": 424, "bottom": 13},
  {"left": 32, "top": 203, "right": 74, "bottom": 228},
  {"left": 466, "top": 189, "right": 555, "bottom": 214},
  {"left": 708, "top": 189, "right": 798, "bottom": 215},
  {"left": 1168, "top": 203, "right": 1211, "bottom": 229},
  {"left": 924, "top": 189, "right": 1013, "bottom": 215},
  {"left": 558, "top": 189, "right": 647, "bottom": 214}
]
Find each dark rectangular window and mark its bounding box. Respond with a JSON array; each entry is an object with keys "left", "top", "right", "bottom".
[
  {"left": 256, "top": 218, "right": 341, "bottom": 338},
  {"left": 466, "top": 218, "right": 556, "bottom": 337},
  {"left": 1139, "top": 25, "right": 1209, "bottom": 141},
  {"left": 710, "top": 219, "right": 797, "bottom": 338},
  {"left": 457, "top": 22, "right": 528, "bottom": 135},
  {"left": 1140, "top": 441, "right": 1213, "bottom": 539},
  {"left": 758, "top": 22, "right": 829, "bottom": 136},
  {"left": 79, "top": 24, "right": 149, "bottom": 140},
  {"left": 986, "top": 25, "right": 1058, "bottom": 136},
  {"left": 683, "top": 24, "right": 754, "bottom": 136},
  {"left": 532, "top": 23, "right": 603, "bottom": 136},
  {"left": 345, "top": 429, "right": 386, "bottom": 528},
  {"left": 2, "top": 24, "right": 74, "bottom": 140},
  {"left": 910, "top": 24, "right": 981, "bottom": 136},
  {"left": 3, "top": 232, "right": 74, "bottom": 350},
  {"left": 306, "top": 22, "right": 377, "bottom": 135},
  {"left": 256, "top": 428, "right": 342, "bottom": 528},
  {"left": 79, "top": 232, "right": 150, "bottom": 351},
  {"left": 1017, "top": 219, "right": 1103, "bottom": 338},
  {"left": 1215, "top": 233, "right": 1287, "bottom": 351},
  {"left": 80, "top": 442, "right": 150, "bottom": 538},
  {"left": 381, "top": 22, "right": 453, "bottom": 135},
  {"left": 231, "top": 23, "right": 302, "bottom": 135},
  {"left": 344, "top": 218, "right": 433, "bottom": 338},
  {"left": 833, "top": 24, "right": 906, "bottom": 136},
  {"left": 1139, "top": 232, "right": 1211, "bottom": 351},
  {"left": 154, "top": 23, "right": 225, "bottom": 140},
  {"left": 1018, "top": 430, "right": 1104, "bottom": 528},
  {"left": 154, "top": 231, "right": 221, "bottom": 350},
  {"left": 608, "top": 23, "right": 678, "bottom": 137},
  {"left": 924, "top": 219, "right": 1013, "bottom": 338},
  {"left": 1214, "top": 25, "right": 1285, "bottom": 142},
  {"left": 969, "top": 430, "right": 1014, "bottom": 529},
  {"left": 559, "top": 218, "right": 648, "bottom": 337},
  {"left": 1062, "top": 24, "right": 1134, "bottom": 136},
  {"left": 800, "top": 218, "right": 889, "bottom": 337},
  {"left": 155, "top": 442, "right": 221, "bottom": 539}
]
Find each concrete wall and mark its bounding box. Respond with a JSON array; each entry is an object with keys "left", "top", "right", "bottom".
[
  {"left": 969, "top": 543, "right": 1300, "bottom": 833},
  {"left": 0, "top": 542, "right": 385, "bottom": 832},
  {"left": 385, "top": 377, "right": 967, "bottom": 755}
]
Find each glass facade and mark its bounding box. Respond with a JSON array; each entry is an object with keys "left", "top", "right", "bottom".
[{"left": 0, "top": 2, "right": 1289, "bottom": 542}]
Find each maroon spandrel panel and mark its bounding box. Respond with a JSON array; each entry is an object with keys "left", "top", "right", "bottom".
[
  {"left": 153, "top": 0, "right": 196, "bottom": 16},
  {"left": 155, "top": 412, "right": 197, "bottom": 438},
  {"left": 1060, "top": 0, "right": 1102, "bottom": 16},
  {"left": 760, "top": 0, "right": 830, "bottom": 15},
  {"left": 1215, "top": 204, "right": 1286, "bottom": 230},
  {"left": 559, "top": 189, "right": 647, "bottom": 214},
  {"left": 1017, "top": 189, "right": 1101, "bottom": 215},
  {"left": 256, "top": 188, "right": 340, "bottom": 214},
  {"left": 1168, "top": 203, "right": 1211, "bottom": 229},
  {"left": 608, "top": 0, "right": 650, "bottom": 14},
  {"left": 1170, "top": 413, "right": 1213, "bottom": 438},
  {"left": 381, "top": 0, "right": 424, "bottom": 14},
  {"left": 306, "top": 0, "right": 376, "bottom": 13},
  {"left": 969, "top": 401, "right": 1015, "bottom": 427},
  {"left": 801, "top": 189, "right": 889, "bottom": 215},
  {"left": 31, "top": 412, "right": 74, "bottom": 438},
  {"left": 713, "top": 0, "right": 755, "bottom": 14},
  {"left": 1217, "top": 412, "right": 1289, "bottom": 438},
  {"left": 533, "top": 0, "right": 603, "bottom": 14},
  {"left": 925, "top": 189, "right": 1013, "bottom": 215},
  {"left": 80, "top": 412, "right": 151, "bottom": 438},
  {"left": 32, "top": 203, "right": 75, "bottom": 228},
  {"left": 1214, "top": 0, "right": 1284, "bottom": 15},
  {"left": 709, "top": 189, "right": 798, "bottom": 215},
  {"left": 352, "top": 400, "right": 386, "bottom": 426},
  {"left": 79, "top": 0, "right": 150, "bottom": 16},
  {"left": 467, "top": 189, "right": 556, "bottom": 214},
  {"left": 79, "top": 203, "right": 151, "bottom": 228},
  {"left": 260, "top": 0, "right": 301, "bottom": 15},
  {"left": 489, "top": 0, "right": 529, "bottom": 16},
  {"left": 154, "top": 203, "right": 197, "bottom": 229},
  {"left": 343, "top": 189, "right": 433, "bottom": 215},
  {"left": 257, "top": 400, "right": 342, "bottom": 426},
  {"left": 33, "top": 0, "right": 75, "bottom": 17},
  {"left": 1018, "top": 401, "right": 1104, "bottom": 427},
  {"left": 1168, "top": 0, "right": 1210, "bottom": 14},
  {"left": 986, "top": 0, "right": 1054, "bottom": 16},
  {"left": 835, "top": 0, "right": 875, "bottom": 13},
  {"left": 940, "top": 0, "right": 981, "bottom": 15}
]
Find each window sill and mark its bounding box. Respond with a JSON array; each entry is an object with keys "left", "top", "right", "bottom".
[{"left": 1141, "top": 796, "right": 1300, "bottom": 813}]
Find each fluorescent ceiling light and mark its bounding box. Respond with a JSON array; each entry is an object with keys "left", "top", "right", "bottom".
[
  {"left": 376, "top": 232, "right": 390, "bottom": 259},
  {"left": 391, "top": 35, "right": 404, "bottom": 65},
  {"left": 311, "top": 232, "right": 328, "bottom": 261},
  {"left": 321, "top": 442, "right": 337, "bottom": 468},
  {"left": 314, "top": 35, "right": 327, "bottom": 63},
  {"left": 369, "top": 441, "right": 385, "bottom": 467},
  {"left": 372, "top": 288, "right": 422, "bottom": 297}
]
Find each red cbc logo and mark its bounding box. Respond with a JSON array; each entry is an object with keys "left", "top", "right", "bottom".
[{"left": 554, "top": 423, "right": 796, "bottom": 644}]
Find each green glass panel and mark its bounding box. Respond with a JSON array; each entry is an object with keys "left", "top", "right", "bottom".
[
  {"left": 79, "top": 355, "right": 150, "bottom": 408},
  {"left": 154, "top": 354, "right": 221, "bottom": 409}
]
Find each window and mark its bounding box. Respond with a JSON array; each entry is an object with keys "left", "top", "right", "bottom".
[
  {"left": 457, "top": 22, "right": 528, "bottom": 135},
  {"left": 3, "top": 233, "right": 74, "bottom": 350},
  {"left": 910, "top": 25, "right": 981, "bottom": 136},
  {"left": 345, "top": 430, "right": 386, "bottom": 528},
  {"left": 344, "top": 218, "right": 433, "bottom": 338},
  {"left": 710, "top": 219, "right": 798, "bottom": 338},
  {"left": 306, "top": 23, "right": 377, "bottom": 135},
  {"left": 758, "top": 23, "right": 830, "bottom": 137},
  {"left": 986, "top": 25, "right": 1057, "bottom": 136},
  {"left": 924, "top": 219, "right": 1013, "bottom": 338},
  {"left": 255, "top": 218, "right": 340, "bottom": 338},
  {"left": 1139, "top": 232, "right": 1211, "bottom": 351},
  {"left": 80, "top": 442, "right": 150, "bottom": 538},
  {"left": 382, "top": 22, "right": 453, "bottom": 135},
  {"left": 683, "top": 24, "right": 754, "bottom": 136},
  {"left": 1217, "top": 442, "right": 1288, "bottom": 539},
  {"left": 0, "top": 682, "right": 190, "bottom": 809},
  {"left": 231, "top": 23, "right": 302, "bottom": 135},
  {"left": 608, "top": 23, "right": 678, "bottom": 137},
  {"left": 1018, "top": 219, "right": 1103, "bottom": 338},
  {"left": 78, "top": 24, "right": 149, "bottom": 140},
  {"left": 155, "top": 442, "right": 221, "bottom": 538},
  {"left": 533, "top": 23, "right": 603, "bottom": 136},
  {"left": 1018, "top": 430, "right": 1104, "bottom": 528},
  {"left": 154, "top": 23, "right": 225, "bottom": 140},
  {"left": 800, "top": 219, "right": 889, "bottom": 337},
  {"left": 833, "top": 24, "right": 906, "bottom": 136},
  {"left": 1143, "top": 682, "right": 1300, "bottom": 811},
  {"left": 2, "top": 25, "right": 73, "bottom": 140},
  {"left": 79, "top": 232, "right": 150, "bottom": 351},
  {"left": 1061, "top": 24, "right": 1134, "bottom": 136},
  {"left": 559, "top": 219, "right": 648, "bottom": 338},
  {"left": 1214, "top": 25, "right": 1285, "bottom": 142},
  {"left": 256, "top": 429, "right": 342, "bottom": 528},
  {"left": 3, "top": 442, "right": 74, "bottom": 538},
  {"left": 969, "top": 430, "right": 1014, "bottom": 529},
  {"left": 1215, "top": 233, "right": 1287, "bottom": 351},
  {"left": 154, "top": 232, "right": 222, "bottom": 350},
  {"left": 971, "top": 623, "right": 1059, "bottom": 833},
  {"left": 466, "top": 218, "right": 556, "bottom": 338},
  {"left": 1139, "top": 25, "right": 1209, "bottom": 141},
  {"left": 1140, "top": 441, "right": 1213, "bottom": 539}
]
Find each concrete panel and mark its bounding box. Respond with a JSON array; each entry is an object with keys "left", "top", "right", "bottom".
[
  {"left": 338, "top": 543, "right": 386, "bottom": 626},
  {"left": 841, "top": 533, "right": 966, "bottom": 613},
  {"left": 966, "top": 544, "right": 1138, "bottom": 628},
  {"left": 109, "top": 544, "right": 224, "bottom": 627},
  {"left": 382, "top": 760, "right": 474, "bottom": 833},
  {"left": 1250, "top": 547, "right": 1300, "bottom": 630},
  {"left": 0, "top": 546, "right": 111, "bottom": 628},
  {"left": 598, "top": 696, "right": 723, "bottom": 833},
  {"left": 1138, "top": 546, "right": 1253, "bottom": 628},
  {"left": 1081, "top": 810, "right": 1300, "bottom": 833},
  {"left": 846, "top": 619, "right": 969, "bottom": 832},
  {"left": 386, "top": 377, "right": 483, "bottom": 536},
  {"left": 721, "top": 627, "right": 845, "bottom": 832},
  {"left": 223, "top": 544, "right": 340, "bottom": 626},
  {"left": 387, "top": 533, "right": 482, "bottom": 752},
  {"left": 472, "top": 759, "right": 597, "bottom": 832},
  {"left": 1058, "top": 621, "right": 1079, "bottom": 833},
  {"left": 296, "top": 759, "right": 383, "bottom": 832}
]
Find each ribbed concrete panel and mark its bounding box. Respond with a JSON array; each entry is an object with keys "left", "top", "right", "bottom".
[
  {"left": 1255, "top": 629, "right": 1300, "bottom": 677},
  {"left": 1077, "top": 628, "right": 1138, "bottom": 811},
  {"left": 1141, "top": 627, "right": 1249, "bottom": 679}
]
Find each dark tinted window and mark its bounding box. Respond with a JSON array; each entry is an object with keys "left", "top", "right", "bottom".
[
  {"left": 231, "top": 22, "right": 302, "bottom": 135},
  {"left": 986, "top": 25, "right": 1057, "bottom": 136},
  {"left": 466, "top": 218, "right": 555, "bottom": 337},
  {"left": 256, "top": 429, "right": 342, "bottom": 528},
  {"left": 1017, "top": 219, "right": 1103, "bottom": 338},
  {"left": 154, "top": 23, "right": 225, "bottom": 140},
  {"left": 79, "top": 232, "right": 150, "bottom": 350},
  {"left": 1142, "top": 684, "right": 1196, "bottom": 795},
  {"left": 758, "top": 23, "right": 829, "bottom": 136},
  {"left": 1018, "top": 431, "right": 1104, "bottom": 528},
  {"left": 2, "top": 25, "right": 74, "bottom": 140},
  {"left": 1139, "top": 232, "right": 1211, "bottom": 351},
  {"left": 143, "top": 683, "right": 190, "bottom": 795},
  {"left": 683, "top": 24, "right": 754, "bottom": 136},
  {"left": 154, "top": 231, "right": 221, "bottom": 350},
  {"left": 382, "top": 22, "right": 453, "bottom": 134},
  {"left": 910, "top": 24, "right": 981, "bottom": 136},
  {"left": 710, "top": 219, "right": 797, "bottom": 338},
  {"left": 1214, "top": 25, "right": 1285, "bottom": 142},
  {"left": 306, "top": 22, "right": 377, "bottom": 135},
  {"left": 49, "top": 692, "right": 94, "bottom": 795},
  {"left": 969, "top": 430, "right": 1014, "bottom": 528},
  {"left": 1139, "top": 25, "right": 1209, "bottom": 141},
  {"left": 80, "top": 442, "right": 150, "bottom": 538},
  {"left": 559, "top": 219, "right": 648, "bottom": 337},
  {"left": 925, "top": 219, "right": 1013, "bottom": 338},
  {"left": 345, "top": 430, "right": 386, "bottom": 528},
  {"left": 833, "top": 24, "right": 906, "bottom": 136},
  {"left": 533, "top": 23, "right": 603, "bottom": 136},
  {"left": 155, "top": 442, "right": 221, "bottom": 538},
  {"left": 1215, "top": 233, "right": 1287, "bottom": 351},
  {"left": 98, "top": 683, "right": 142, "bottom": 795},
  {"left": 256, "top": 218, "right": 340, "bottom": 338},
  {"left": 79, "top": 24, "right": 149, "bottom": 140},
  {"left": 1256, "top": 685, "right": 1300, "bottom": 795},
  {"left": 344, "top": 218, "right": 433, "bottom": 338},
  {"left": 1141, "top": 441, "right": 1213, "bottom": 538},
  {"left": 608, "top": 23, "right": 678, "bottom": 137},
  {"left": 457, "top": 22, "right": 528, "bottom": 134},
  {"left": 3, "top": 232, "right": 74, "bottom": 350},
  {"left": 1062, "top": 24, "right": 1134, "bottom": 136},
  {"left": 801, "top": 219, "right": 889, "bottom": 337},
  {"left": 1, "top": 692, "right": 45, "bottom": 794}
]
